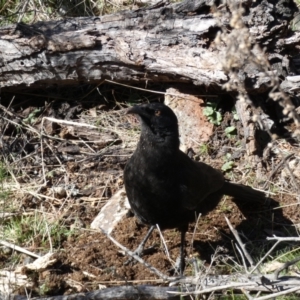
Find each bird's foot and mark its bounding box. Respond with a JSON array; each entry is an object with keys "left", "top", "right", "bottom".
[
  {"left": 168, "top": 256, "right": 186, "bottom": 276},
  {"left": 124, "top": 245, "right": 157, "bottom": 265},
  {"left": 124, "top": 225, "right": 156, "bottom": 265},
  {"left": 124, "top": 244, "right": 144, "bottom": 266}
]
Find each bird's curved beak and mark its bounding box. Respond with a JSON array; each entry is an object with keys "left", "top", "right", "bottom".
[{"left": 127, "top": 106, "right": 144, "bottom": 116}]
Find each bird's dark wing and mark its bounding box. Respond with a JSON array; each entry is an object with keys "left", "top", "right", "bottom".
[{"left": 176, "top": 151, "right": 225, "bottom": 210}]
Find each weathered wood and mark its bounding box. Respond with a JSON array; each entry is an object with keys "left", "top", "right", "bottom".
[
  {"left": 0, "top": 0, "right": 297, "bottom": 94},
  {"left": 7, "top": 274, "right": 300, "bottom": 300},
  {"left": 7, "top": 286, "right": 184, "bottom": 300}
]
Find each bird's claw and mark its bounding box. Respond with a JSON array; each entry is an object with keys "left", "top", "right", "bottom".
[
  {"left": 168, "top": 256, "right": 185, "bottom": 276},
  {"left": 124, "top": 245, "right": 144, "bottom": 266},
  {"left": 124, "top": 245, "right": 157, "bottom": 266}
]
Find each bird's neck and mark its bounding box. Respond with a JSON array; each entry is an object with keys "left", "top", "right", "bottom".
[{"left": 138, "top": 126, "right": 180, "bottom": 157}]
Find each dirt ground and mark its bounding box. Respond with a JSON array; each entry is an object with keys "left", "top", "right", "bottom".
[
  {"left": 1, "top": 92, "right": 300, "bottom": 297},
  {"left": 14, "top": 190, "right": 298, "bottom": 297},
  {"left": 30, "top": 192, "right": 297, "bottom": 296}
]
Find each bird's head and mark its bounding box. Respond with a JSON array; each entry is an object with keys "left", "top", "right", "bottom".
[{"left": 127, "top": 102, "right": 180, "bottom": 147}]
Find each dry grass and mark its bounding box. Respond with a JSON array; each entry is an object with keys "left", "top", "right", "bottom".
[{"left": 0, "top": 0, "right": 141, "bottom": 25}]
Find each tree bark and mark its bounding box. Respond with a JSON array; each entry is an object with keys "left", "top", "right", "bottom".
[
  {"left": 0, "top": 0, "right": 298, "bottom": 95},
  {"left": 8, "top": 275, "right": 300, "bottom": 300}
]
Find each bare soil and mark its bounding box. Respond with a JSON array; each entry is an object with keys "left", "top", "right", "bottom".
[{"left": 18, "top": 189, "right": 297, "bottom": 297}]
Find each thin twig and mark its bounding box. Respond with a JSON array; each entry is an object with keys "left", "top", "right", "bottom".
[
  {"left": 156, "top": 225, "right": 171, "bottom": 260},
  {"left": 267, "top": 236, "right": 300, "bottom": 242},
  {"left": 241, "top": 288, "right": 254, "bottom": 300},
  {"left": 235, "top": 243, "right": 248, "bottom": 273},
  {"left": 105, "top": 79, "right": 217, "bottom": 98},
  {"left": 168, "top": 282, "right": 256, "bottom": 296},
  {"left": 254, "top": 286, "right": 300, "bottom": 300},
  {"left": 285, "top": 160, "right": 300, "bottom": 196},
  {"left": 189, "top": 213, "right": 202, "bottom": 256},
  {"left": 225, "top": 216, "right": 254, "bottom": 267},
  {"left": 42, "top": 117, "right": 98, "bottom": 128},
  {"left": 0, "top": 240, "right": 40, "bottom": 258},
  {"left": 262, "top": 154, "right": 294, "bottom": 190},
  {"left": 250, "top": 240, "right": 280, "bottom": 274},
  {"left": 40, "top": 135, "right": 47, "bottom": 186},
  {"left": 0, "top": 103, "right": 18, "bottom": 118},
  {"left": 274, "top": 256, "right": 300, "bottom": 279},
  {"left": 79, "top": 80, "right": 105, "bottom": 100}
]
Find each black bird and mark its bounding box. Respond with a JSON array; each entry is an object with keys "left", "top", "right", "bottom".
[{"left": 124, "top": 102, "right": 265, "bottom": 275}]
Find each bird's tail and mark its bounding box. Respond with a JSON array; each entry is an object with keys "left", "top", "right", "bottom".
[{"left": 221, "top": 181, "right": 266, "bottom": 203}]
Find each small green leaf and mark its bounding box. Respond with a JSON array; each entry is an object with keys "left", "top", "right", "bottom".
[
  {"left": 204, "top": 102, "right": 222, "bottom": 125},
  {"left": 203, "top": 107, "right": 214, "bottom": 116},
  {"left": 226, "top": 153, "right": 232, "bottom": 160},
  {"left": 216, "top": 112, "right": 222, "bottom": 125},
  {"left": 221, "top": 161, "right": 234, "bottom": 172},
  {"left": 225, "top": 126, "right": 236, "bottom": 134},
  {"left": 225, "top": 126, "right": 237, "bottom": 137}
]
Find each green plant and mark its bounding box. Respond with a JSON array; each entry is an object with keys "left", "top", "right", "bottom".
[
  {"left": 199, "top": 143, "right": 209, "bottom": 156},
  {"left": 225, "top": 126, "right": 237, "bottom": 138},
  {"left": 0, "top": 163, "right": 9, "bottom": 182},
  {"left": 232, "top": 109, "right": 239, "bottom": 121},
  {"left": 39, "top": 281, "right": 52, "bottom": 296},
  {"left": 23, "top": 108, "right": 42, "bottom": 124},
  {"left": 219, "top": 202, "right": 233, "bottom": 213},
  {"left": 203, "top": 102, "right": 222, "bottom": 125},
  {"left": 3, "top": 213, "right": 75, "bottom": 249},
  {"left": 222, "top": 153, "right": 234, "bottom": 172},
  {"left": 0, "top": 0, "right": 136, "bottom": 25}
]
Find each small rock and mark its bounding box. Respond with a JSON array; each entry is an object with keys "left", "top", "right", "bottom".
[
  {"left": 165, "top": 88, "right": 213, "bottom": 151},
  {"left": 91, "top": 188, "right": 130, "bottom": 234}
]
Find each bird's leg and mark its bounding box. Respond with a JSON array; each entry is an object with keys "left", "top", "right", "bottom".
[
  {"left": 124, "top": 225, "right": 155, "bottom": 265},
  {"left": 134, "top": 225, "right": 155, "bottom": 256},
  {"left": 179, "top": 230, "right": 186, "bottom": 276},
  {"left": 171, "top": 230, "right": 186, "bottom": 276}
]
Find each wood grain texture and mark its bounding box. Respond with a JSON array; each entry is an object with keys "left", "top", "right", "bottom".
[{"left": 0, "top": 0, "right": 297, "bottom": 93}]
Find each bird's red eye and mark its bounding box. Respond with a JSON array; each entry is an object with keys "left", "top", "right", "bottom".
[{"left": 155, "top": 110, "right": 161, "bottom": 116}]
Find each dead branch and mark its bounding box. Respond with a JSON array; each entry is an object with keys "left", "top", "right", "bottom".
[
  {"left": 0, "top": 240, "right": 40, "bottom": 258},
  {"left": 7, "top": 286, "right": 186, "bottom": 300},
  {"left": 267, "top": 236, "right": 300, "bottom": 242},
  {"left": 7, "top": 275, "right": 300, "bottom": 300},
  {"left": 225, "top": 216, "right": 254, "bottom": 269},
  {"left": 0, "top": 0, "right": 297, "bottom": 96}
]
